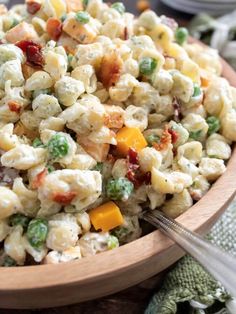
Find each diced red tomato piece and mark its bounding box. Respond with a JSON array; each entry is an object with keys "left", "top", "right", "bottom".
[
  {"left": 8, "top": 101, "right": 21, "bottom": 114},
  {"left": 52, "top": 191, "right": 77, "bottom": 205},
  {"left": 32, "top": 169, "right": 48, "bottom": 189}
]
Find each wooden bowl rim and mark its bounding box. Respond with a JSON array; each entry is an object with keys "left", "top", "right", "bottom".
[{"left": 0, "top": 57, "right": 236, "bottom": 293}]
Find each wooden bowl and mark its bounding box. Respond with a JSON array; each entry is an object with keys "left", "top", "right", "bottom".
[{"left": 0, "top": 60, "right": 236, "bottom": 310}]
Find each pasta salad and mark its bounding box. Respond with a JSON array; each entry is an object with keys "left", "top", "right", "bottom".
[{"left": 0, "top": 0, "right": 235, "bottom": 266}]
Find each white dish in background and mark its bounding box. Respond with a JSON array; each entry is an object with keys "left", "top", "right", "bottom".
[{"left": 161, "top": 0, "right": 236, "bottom": 15}]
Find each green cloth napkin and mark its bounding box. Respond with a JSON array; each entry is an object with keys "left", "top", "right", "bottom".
[{"left": 145, "top": 200, "right": 236, "bottom": 314}]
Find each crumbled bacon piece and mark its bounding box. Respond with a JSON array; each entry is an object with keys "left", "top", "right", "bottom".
[
  {"left": 98, "top": 51, "right": 123, "bottom": 88},
  {"left": 167, "top": 128, "right": 178, "bottom": 144},
  {"left": 173, "top": 147, "right": 177, "bottom": 157},
  {"left": 16, "top": 40, "right": 43, "bottom": 67},
  {"left": 46, "top": 18, "right": 63, "bottom": 41},
  {"left": 173, "top": 97, "right": 182, "bottom": 122},
  {"left": 27, "top": 1, "right": 41, "bottom": 14},
  {"left": 128, "top": 148, "right": 139, "bottom": 165},
  {"left": 126, "top": 148, "right": 151, "bottom": 188},
  {"left": 123, "top": 27, "right": 128, "bottom": 40},
  {"left": 153, "top": 126, "right": 172, "bottom": 151},
  {"left": 8, "top": 101, "right": 21, "bottom": 114},
  {"left": 32, "top": 168, "right": 47, "bottom": 189},
  {"left": 52, "top": 191, "right": 77, "bottom": 205}
]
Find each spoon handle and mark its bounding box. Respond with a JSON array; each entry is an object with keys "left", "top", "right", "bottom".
[{"left": 143, "top": 210, "right": 236, "bottom": 297}]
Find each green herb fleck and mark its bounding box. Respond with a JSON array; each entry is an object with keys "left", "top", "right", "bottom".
[
  {"left": 83, "top": 0, "right": 89, "bottom": 8},
  {"left": 9, "top": 214, "right": 30, "bottom": 230},
  {"left": 107, "top": 235, "right": 119, "bottom": 250},
  {"left": 189, "top": 130, "right": 202, "bottom": 140},
  {"left": 146, "top": 134, "right": 160, "bottom": 146},
  {"left": 10, "top": 18, "right": 19, "bottom": 29},
  {"left": 2, "top": 255, "right": 17, "bottom": 267},
  {"left": 47, "top": 165, "right": 55, "bottom": 173},
  {"left": 93, "top": 162, "right": 103, "bottom": 172},
  {"left": 32, "top": 138, "right": 44, "bottom": 148},
  {"left": 192, "top": 83, "right": 201, "bottom": 97},
  {"left": 60, "top": 14, "right": 67, "bottom": 22}
]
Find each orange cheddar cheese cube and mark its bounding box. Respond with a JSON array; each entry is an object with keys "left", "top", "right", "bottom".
[
  {"left": 89, "top": 201, "right": 124, "bottom": 232},
  {"left": 116, "top": 127, "right": 147, "bottom": 156}
]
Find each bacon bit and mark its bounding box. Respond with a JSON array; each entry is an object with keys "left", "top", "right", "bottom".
[
  {"left": 27, "top": 1, "right": 41, "bottom": 14},
  {"left": 167, "top": 128, "right": 178, "bottom": 144},
  {"left": 46, "top": 18, "right": 63, "bottom": 41},
  {"left": 153, "top": 126, "right": 171, "bottom": 151},
  {"left": 173, "top": 147, "right": 177, "bottom": 157},
  {"left": 98, "top": 51, "right": 123, "bottom": 89},
  {"left": 173, "top": 97, "right": 182, "bottom": 122},
  {"left": 52, "top": 191, "right": 77, "bottom": 205},
  {"left": 123, "top": 26, "right": 128, "bottom": 40},
  {"left": 128, "top": 148, "right": 139, "bottom": 165},
  {"left": 32, "top": 169, "right": 48, "bottom": 189},
  {"left": 126, "top": 148, "right": 151, "bottom": 188},
  {"left": 16, "top": 40, "right": 43, "bottom": 67},
  {"left": 160, "top": 16, "right": 178, "bottom": 31},
  {"left": 126, "top": 169, "right": 151, "bottom": 188},
  {"left": 8, "top": 101, "right": 21, "bottom": 114},
  {"left": 136, "top": 0, "right": 150, "bottom": 12}
]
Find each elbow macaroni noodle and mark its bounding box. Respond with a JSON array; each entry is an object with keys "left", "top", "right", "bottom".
[{"left": 0, "top": 0, "right": 235, "bottom": 266}]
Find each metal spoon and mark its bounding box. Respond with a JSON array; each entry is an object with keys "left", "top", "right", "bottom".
[{"left": 143, "top": 210, "right": 236, "bottom": 297}]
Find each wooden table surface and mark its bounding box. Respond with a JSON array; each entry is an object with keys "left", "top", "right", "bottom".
[{"left": 1, "top": 1, "right": 191, "bottom": 313}]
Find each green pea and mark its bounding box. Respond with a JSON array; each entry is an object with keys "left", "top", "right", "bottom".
[
  {"left": 175, "top": 27, "right": 188, "bottom": 45},
  {"left": 75, "top": 11, "right": 90, "bottom": 24},
  {"left": 2, "top": 256, "right": 16, "bottom": 267},
  {"left": 106, "top": 177, "right": 134, "bottom": 201},
  {"left": 192, "top": 83, "right": 201, "bottom": 97},
  {"left": 139, "top": 57, "right": 157, "bottom": 76},
  {"left": 111, "top": 2, "right": 125, "bottom": 15},
  {"left": 107, "top": 235, "right": 119, "bottom": 250},
  {"left": 32, "top": 138, "right": 44, "bottom": 148},
  {"left": 189, "top": 130, "right": 202, "bottom": 140},
  {"left": 27, "top": 218, "right": 48, "bottom": 249},
  {"left": 206, "top": 116, "right": 220, "bottom": 136},
  {"left": 9, "top": 214, "right": 30, "bottom": 230},
  {"left": 47, "top": 134, "right": 69, "bottom": 160},
  {"left": 93, "top": 162, "right": 103, "bottom": 172},
  {"left": 146, "top": 134, "right": 160, "bottom": 147}
]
